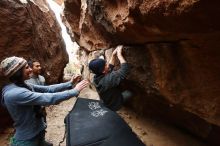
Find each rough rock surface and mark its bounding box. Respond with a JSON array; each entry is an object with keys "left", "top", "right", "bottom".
[
  {"left": 53, "top": 0, "right": 63, "bottom": 5},
  {"left": 0, "top": 0, "right": 68, "bottom": 127},
  {"left": 64, "top": 0, "right": 220, "bottom": 144}
]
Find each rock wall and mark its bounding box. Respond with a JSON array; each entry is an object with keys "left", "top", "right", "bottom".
[
  {"left": 0, "top": 0, "right": 68, "bottom": 127},
  {"left": 64, "top": 0, "right": 220, "bottom": 144},
  {"left": 53, "top": 0, "right": 63, "bottom": 5}
]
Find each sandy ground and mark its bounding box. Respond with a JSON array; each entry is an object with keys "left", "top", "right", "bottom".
[{"left": 0, "top": 87, "right": 207, "bottom": 146}]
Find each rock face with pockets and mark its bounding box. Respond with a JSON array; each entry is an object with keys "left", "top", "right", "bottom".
[
  {"left": 0, "top": 0, "right": 68, "bottom": 127},
  {"left": 64, "top": 0, "right": 220, "bottom": 144},
  {"left": 53, "top": 0, "right": 63, "bottom": 5}
]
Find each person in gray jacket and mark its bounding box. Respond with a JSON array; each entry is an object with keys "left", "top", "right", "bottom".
[
  {"left": 25, "top": 60, "right": 47, "bottom": 123},
  {"left": 0, "top": 56, "right": 88, "bottom": 146},
  {"left": 89, "top": 45, "right": 131, "bottom": 111},
  {"left": 26, "top": 60, "right": 45, "bottom": 85}
]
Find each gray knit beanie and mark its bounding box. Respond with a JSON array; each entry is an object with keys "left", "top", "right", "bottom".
[{"left": 0, "top": 56, "right": 27, "bottom": 77}]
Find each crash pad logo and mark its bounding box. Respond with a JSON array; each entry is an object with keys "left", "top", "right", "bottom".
[
  {"left": 88, "top": 102, "right": 108, "bottom": 117},
  {"left": 88, "top": 102, "right": 101, "bottom": 110}
]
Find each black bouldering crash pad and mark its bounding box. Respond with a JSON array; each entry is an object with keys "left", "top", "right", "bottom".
[{"left": 65, "top": 97, "right": 146, "bottom": 146}]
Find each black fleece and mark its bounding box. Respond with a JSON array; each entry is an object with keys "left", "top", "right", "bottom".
[{"left": 93, "top": 63, "right": 129, "bottom": 111}]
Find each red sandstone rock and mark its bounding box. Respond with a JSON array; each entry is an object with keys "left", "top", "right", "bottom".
[
  {"left": 53, "top": 0, "right": 63, "bottom": 5},
  {"left": 0, "top": 0, "right": 68, "bottom": 126},
  {"left": 64, "top": 0, "right": 220, "bottom": 144}
]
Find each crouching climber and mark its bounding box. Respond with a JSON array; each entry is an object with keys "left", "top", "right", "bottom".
[
  {"left": 89, "top": 45, "right": 133, "bottom": 111},
  {"left": 0, "top": 56, "right": 89, "bottom": 146}
]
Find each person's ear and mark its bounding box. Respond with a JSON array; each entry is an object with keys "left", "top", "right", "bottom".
[{"left": 102, "top": 65, "right": 107, "bottom": 74}]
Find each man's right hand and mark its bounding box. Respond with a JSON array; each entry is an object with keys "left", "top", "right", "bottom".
[
  {"left": 109, "top": 47, "right": 118, "bottom": 65},
  {"left": 112, "top": 48, "right": 117, "bottom": 56},
  {"left": 116, "top": 45, "right": 126, "bottom": 63},
  {"left": 116, "top": 45, "right": 124, "bottom": 56}
]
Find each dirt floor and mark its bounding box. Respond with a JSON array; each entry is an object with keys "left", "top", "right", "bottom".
[{"left": 0, "top": 87, "right": 207, "bottom": 146}]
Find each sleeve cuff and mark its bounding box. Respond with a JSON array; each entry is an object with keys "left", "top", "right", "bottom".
[{"left": 68, "top": 89, "right": 80, "bottom": 97}]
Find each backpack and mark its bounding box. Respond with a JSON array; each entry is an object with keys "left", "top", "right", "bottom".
[{"left": 64, "top": 97, "right": 145, "bottom": 146}]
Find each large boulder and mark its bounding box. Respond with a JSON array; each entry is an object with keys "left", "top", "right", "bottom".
[
  {"left": 0, "top": 0, "right": 68, "bottom": 127},
  {"left": 53, "top": 0, "right": 63, "bottom": 5},
  {"left": 64, "top": 0, "right": 220, "bottom": 144}
]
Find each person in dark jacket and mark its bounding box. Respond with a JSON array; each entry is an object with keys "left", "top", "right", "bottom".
[{"left": 89, "top": 45, "right": 132, "bottom": 111}]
